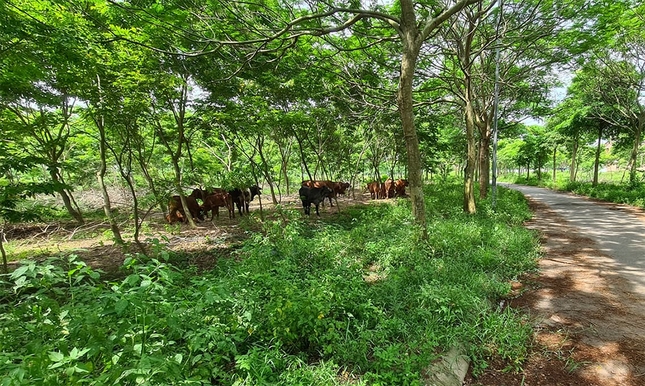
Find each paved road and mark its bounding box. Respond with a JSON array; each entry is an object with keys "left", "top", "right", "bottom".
[{"left": 504, "top": 184, "right": 645, "bottom": 297}]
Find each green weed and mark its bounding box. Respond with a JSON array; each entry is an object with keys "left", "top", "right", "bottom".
[{"left": 0, "top": 184, "right": 539, "bottom": 385}]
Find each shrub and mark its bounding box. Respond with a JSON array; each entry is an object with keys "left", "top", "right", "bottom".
[{"left": 0, "top": 184, "right": 539, "bottom": 385}]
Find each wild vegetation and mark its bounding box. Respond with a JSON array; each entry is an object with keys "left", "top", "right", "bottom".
[
  {"left": 0, "top": 184, "right": 538, "bottom": 385},
  {"left": 1, "top": 0, "right": 645, "bottom": 383}
]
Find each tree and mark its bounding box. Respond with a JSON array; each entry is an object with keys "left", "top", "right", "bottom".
[
  {"left": 0, "top": 146, "right": 61, "bottom": 272},
  {"left": 104, "top": 0, "right": 482, "bottom": 236},
  {"left": 0, "top": 0, "right": 88, "bottom": 224},
  {"left": 430, "top": 0, "right": 573, "bottom": 208},
  {"left": 149, "top": 57, "right": 199, "bottom": 228}
]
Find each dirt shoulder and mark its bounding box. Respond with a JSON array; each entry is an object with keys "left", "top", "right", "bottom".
[{"left": 466, "top": 198, "right": 645, "bottom": 386}]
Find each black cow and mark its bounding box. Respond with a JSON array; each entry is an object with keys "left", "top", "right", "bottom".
[
  {"left": 228, "top": 188, "right": 246, "bottom": 216},
  {"left": 240, "top": 185, "right": 262, "bottom": 214},
  {"left": 298, "top": 185, "right": 333, "bottom": 216},
  {"left": 249, "top": 185, "right": 262, "bottom": 201}
]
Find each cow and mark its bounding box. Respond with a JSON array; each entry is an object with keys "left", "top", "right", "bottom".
[
  {"left": 249, "top": 185, "right": 262, "bottom": 201},
  {"left": 302, "top": 180, "right": 336, "bottom": 206},
  {"left": 299, "top": 185, "right": 333, "bottom": 216},
  {"left": 165, "top": 210, "right": 184, "bottom": 224},
  {"left": 239, "top": 185, "right": 262, "bottom": 214},
  {"left": 167, "top": 195, "right": 204, "bottom": 224},
  {"left": 333, "top": 182, "right": 351, "bottom": 196},
  {"left": 394, "top": 179, "right": 409, "bottom": 197},
  {"left": 192, "top": 187, "right": 257, "bottom": 216},
  {"left": 189, "top": 187, "right": 225, "bottom": 203},
  {"left": 228, "top": 188, "right": 248, "bottom": 216},
  {"left": 203, "top": 191, "right": 234, "bottom": 220},
  {"left": 367, "top": 181, "right": 380, "bottom": 200},
  {"left": 383, "top": 178, "right": 395, "bottom": 199}
]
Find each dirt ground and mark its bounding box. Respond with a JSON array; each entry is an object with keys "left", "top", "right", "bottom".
[
  {"left": 465, "top": 198, "right": 645, "bottom": 386},
  {"left": 2, "top": 191, "right": 369, "bottom": 278}
]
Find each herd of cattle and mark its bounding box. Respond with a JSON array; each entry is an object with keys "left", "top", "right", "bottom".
[
  {"left": 367, "top": 178, "right": 409, "bottom": 200},
  {"left": 165, "top": 178, "right": 409, "bottom": 223},
  {"left": 166, "top": 186, "right": 262, "bottom": 224}
]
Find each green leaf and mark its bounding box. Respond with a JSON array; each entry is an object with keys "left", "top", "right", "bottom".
[
  {"left": 48, "top": 351, "right": 64, "bottom": 362},
  {"left": 10, "top": 265, "right": 29, "bottom": 279},
  {"left": 69, "top": 347, "right": 90, "bottom": 359},
  {"left": 115, "top": 299, "right": 129, "bottom": 315}
]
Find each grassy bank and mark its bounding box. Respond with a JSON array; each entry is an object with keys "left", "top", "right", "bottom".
[
  {"left": 559, "top": 181, "right": 645, "bottom": 208},
  {"left": 500, "top": 172, "right": 645, "bottom": 209},
  {"left": 0, "top": 184, "right": 539, "bottom": 385}
]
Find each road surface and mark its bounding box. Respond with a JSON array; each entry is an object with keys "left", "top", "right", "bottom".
[{"left": 504, "top": 183, "right": 645, "bottom": 297}]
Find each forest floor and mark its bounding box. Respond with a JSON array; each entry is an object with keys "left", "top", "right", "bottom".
[
  {"left": 2, "top": 191, "right": 368, "bottom": 278},
  {"left": 5, "top": 188, "right": 645, "bottom": 385},
  {"left": 465, "top": 195, "right": 645, "bottom": 386}
]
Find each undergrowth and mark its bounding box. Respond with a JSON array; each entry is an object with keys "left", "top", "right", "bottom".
[
  {"left": 0, "top": 184, "right": 539, "bottom": 385},
  {"left": 559, "top": 181, "right": 645, "bottom": 208}
]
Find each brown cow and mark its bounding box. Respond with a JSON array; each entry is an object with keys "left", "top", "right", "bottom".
[
  {"left": 367, "top": 181, "right": 380, "bottom": 200},
  {"left": 383, "top": 178, "right": 395, "bottom": 199},
  {"left": 203, "top": 192, "right": 234, "bottom": 220},
  {"left": 333, "top": 182, "right": 351, "bottom": 196},
  {"left": 190, "top": 187, "right": 225, "bottom": 203},
  {"left": 167, "top": 195, "right": 203, "bottom": 224},
  {"left": 165, "top": 211, "right": 184, "bottom": 224},
  {"left": 394, "top": 179, "right": 409, "bottom": 197},
  {"left": 302, "top": 180, "right": 336, "bottom": 206},
  {"left": 191, "top": 187, "right": 248, "bottom": 215}
]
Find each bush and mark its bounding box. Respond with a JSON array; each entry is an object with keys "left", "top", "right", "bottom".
[
  {"left": 560, "top": 181, "right": 645, "bottom": 208},
  {"left": 0, "top": 184, "right": 539, "bottom": 385}
]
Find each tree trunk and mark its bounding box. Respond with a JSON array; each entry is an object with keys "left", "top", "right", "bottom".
[
  {"left": 122, "top": 174, "right": 142, "bottom": 246},
  {"left": 50, "top": 168, "right": 84, "bottom": 225},
  {"left": 398, "top": 10, "right": 427, "bottom": 236},
  {"left": 464, "top": 102, "right": 477, "bottom": 214},
  {"left": 593, "top": 125, "right": 603, "bottom": 187},
  {"left": 0, "top": 228, "right": 7, "bottom": 274},
  {"left": 628, "top": 112, "right": 643, "bottom": 184},
  {"left": 553, "top": 147, "right": 557, "bottom": 184},
  {"left": 256, "top": 136, "right": 279, "bottom": 205},
  {"left": 478, "top": 127, "right": 491, "bottom": 199},
  {"left": 96, "top": 118, "right": 124, "bottom": 244},
  {"left": 140, "top": 163, "right": 166, "bottom": 213},
  {"left": 279, "top": 142, "right": 291, "bottom": 195},
  {"left": 171, "top": 158, "right": 197, "bottom": 228},
  {"left": 97, "top": 171, "right": 124, "bottom": 244},
  {"left": 570, "top": 134, "right": 578, "bottom": 182},
  {"left": 294, "top": 133, "right": 313, "bottom": 182}
]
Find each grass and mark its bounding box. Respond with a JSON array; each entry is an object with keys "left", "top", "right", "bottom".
[
  {"left": 498, "top": 171, "right": 645, "bottom": 209},
  {"left": 0, "top": 184, "right": 539, "bottom": 385},
  {"left": 558, "top": 181, "right": 645, "bottom": 208}
]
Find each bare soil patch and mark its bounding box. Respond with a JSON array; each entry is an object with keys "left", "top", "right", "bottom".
[
  {"left": 3, "top": 191, "right": 374, "bottom": 277},
  {"left": 466, "top": 199, "right": 645, "bottom": 386}
]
